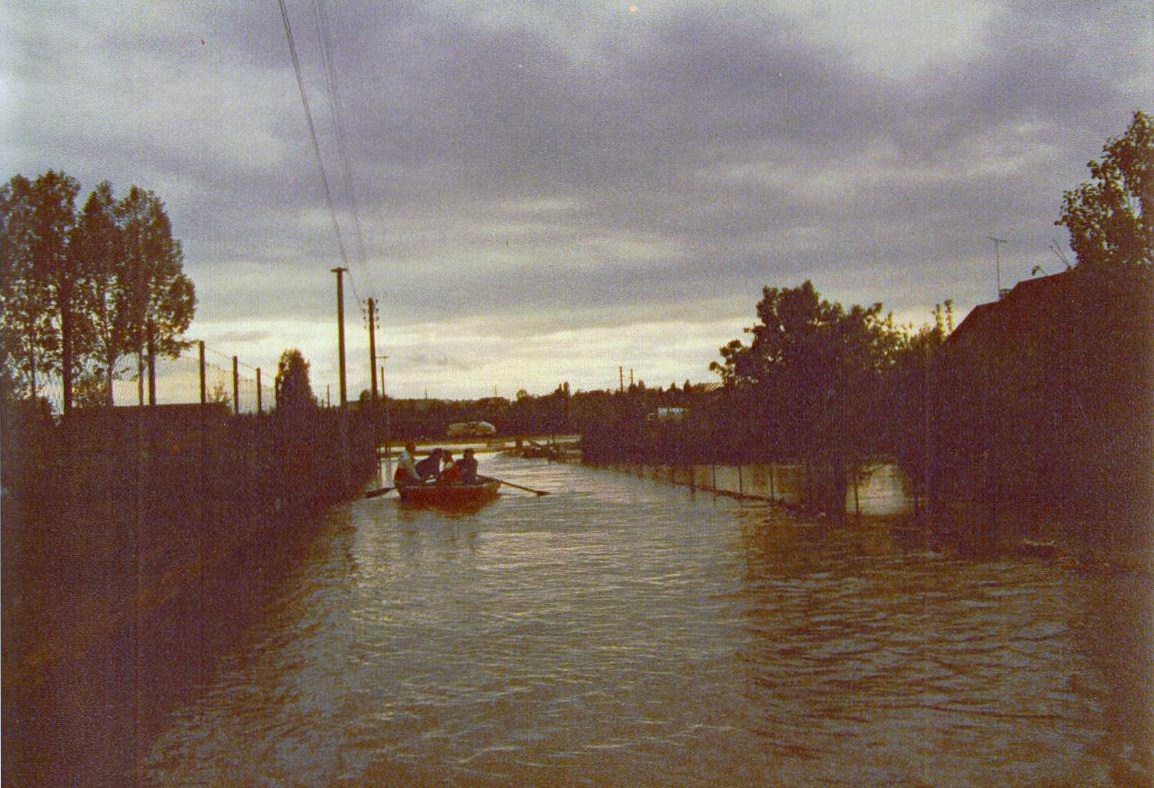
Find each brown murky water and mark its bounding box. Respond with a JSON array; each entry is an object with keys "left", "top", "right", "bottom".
[{"left": 142, "top": 456, "right": 1152, "bottom": 785}]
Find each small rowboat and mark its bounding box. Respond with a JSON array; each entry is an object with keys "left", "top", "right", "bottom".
[{"left": 396, "top": 479, "right": 502, "bottom": 507}]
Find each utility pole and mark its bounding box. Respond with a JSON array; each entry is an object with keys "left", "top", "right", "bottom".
[
  {"left": 619, "top": 366, "right": 624, "bottom": 393},
  {"left": 987, "top": 236, "right": 1008, "bottom": 299},
  {"left": 366, "top": 297, "right": 379, "bottom": 404},
  {"left": 198, "top": 340, "right": 206, "bottom": 405},
  {"left": 332, "top": 267, "right": 348, "bottom": 407}
]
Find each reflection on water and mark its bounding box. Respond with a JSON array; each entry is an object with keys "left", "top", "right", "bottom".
[
  {"left": 619, "top": 460, "right": 915, "bottom": 516},
  {"left": 142, "top": 456, "right": 1151, "bottom": 785}
]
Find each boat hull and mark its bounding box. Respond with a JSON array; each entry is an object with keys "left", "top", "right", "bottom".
[{"left": 397, "top": 480, "right": 501, "bottom": 507}]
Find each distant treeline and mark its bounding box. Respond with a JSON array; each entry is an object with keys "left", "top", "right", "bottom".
[{"left": 363, "top": 381, "right": 706, "bottom": 444}]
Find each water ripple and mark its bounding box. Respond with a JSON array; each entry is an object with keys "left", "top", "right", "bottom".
[{"left": 143, "top": 455, "right": 1153, "bottom": 785}]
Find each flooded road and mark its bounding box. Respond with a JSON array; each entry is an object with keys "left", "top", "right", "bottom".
[{"left": 143, "top": 455, "right": 1152, "bottom": 785}]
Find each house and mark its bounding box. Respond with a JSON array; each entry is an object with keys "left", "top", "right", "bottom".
[{"left": 935, "top": 268, "right": 1152, "bottom": 538}]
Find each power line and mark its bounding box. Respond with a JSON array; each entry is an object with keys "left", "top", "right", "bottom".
[
  {"left": 312, "top": 0, "right": 371, "bottom": 288},
  {"left": 276, "top": 0, "right": 350, "bottom": 273},
  {"left": 345, "top": 266, "right": 366, "bottom": 315}
]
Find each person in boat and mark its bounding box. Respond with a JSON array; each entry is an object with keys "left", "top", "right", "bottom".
[
  {"left": 415, "top": 448, "right": 445, "bottom": 482},
  {"left": 393, "top": 441, "right": 420, "bottom": 487},
  {"left": 439, "top": 451, "right": 461, "bottom": 485},
  {"left": 457, "top": 448, "right": 479, "bottom": 484}
]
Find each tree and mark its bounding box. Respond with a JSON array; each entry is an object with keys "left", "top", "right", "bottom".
[
  {"left": 884, "top": 302, "right": 954, "bottom": 498},
  {"left": 1, "top": 174, "right": 197, "bottom": 411},
  {"left": 709, "top": 281, "right": 915, "bottom": 515},
  {"left": 1, "top": 175, "right": 42, "bottom": 399},
  {"left": 71, "top": 182, "right": 126, "bottom": 405},
  {"left": 711, "top": 281, "right": 899, "bottom": 396},
  {"left": 275, "top": 349, "right": 317, "bottom": 414},
  {"left": 0, "top": 171, "right": 81, "bottom": 406},
  {"left": 1057, "top": 110, "right": 1153, "bottom": 272},
  {"left": 710, "top": 281, "right": 904, "bottom": 501},
  {"left": 117, "top": 186, "right": 196, "bottom": 405}
]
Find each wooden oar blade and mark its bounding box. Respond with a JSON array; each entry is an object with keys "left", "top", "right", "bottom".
[
  {"left": 486, "top": 477, "right": 550, "bottom": 496},
  {"left": 364, "top": 486, "right": 395, "bottom": 499}
]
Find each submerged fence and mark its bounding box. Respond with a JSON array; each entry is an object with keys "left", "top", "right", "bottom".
[
  {"left": 17, "top": 341, "right": 277, "bottom": 416},
  {"left": 594, "top": 461, "right": 917, "bottom": 519}
]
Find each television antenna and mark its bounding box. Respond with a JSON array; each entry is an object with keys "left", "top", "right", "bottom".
[
  {"left": 1048, "top": 240, "right": 1073, "bottom": 270},
  {"left": 987, "top": 236, "right": 1009, "bottom": 298}
]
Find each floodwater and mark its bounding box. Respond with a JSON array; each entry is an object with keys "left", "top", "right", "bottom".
[{"left": 142, "top": 454, "right": 1152, "bottom": 785}]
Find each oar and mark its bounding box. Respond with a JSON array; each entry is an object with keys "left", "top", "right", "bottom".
[
  {"left": 482, "top": 476, "right": 550, "bottom": 496},
  {"left": 364, "top": 486, "right": 395, "bottom": 499}
]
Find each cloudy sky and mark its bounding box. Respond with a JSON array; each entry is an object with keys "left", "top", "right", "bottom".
[{"left": 3, "top": 1, "right": 1151, "bottom": 400}]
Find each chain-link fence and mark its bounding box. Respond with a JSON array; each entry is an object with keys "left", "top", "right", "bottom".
[{"left": 17, "top": 341, "right": 277, "bottom": 416}]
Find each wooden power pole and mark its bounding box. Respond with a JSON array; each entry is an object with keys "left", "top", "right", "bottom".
[
  {"left": 367, "top": 297, "right": 379, "bottom": 404},
  {"left": 332, "top": 267, "right": 348, "bottom": 408}
]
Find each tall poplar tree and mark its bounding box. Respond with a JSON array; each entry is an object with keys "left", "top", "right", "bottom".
[
  {"left": 116, "top": 186, "right": 196, "bottom": 405},
  {"left": 0, "top": 175, "right": 42, "bottom": 399},
  {"left": 71, "top": 182, "right": 126, "bottom": 404},
  {"left": 2, "top": 173, "right": 196, "bottom": 410},
  {"left": 0, "top": 171, "right": 81, "bottom": 406},
  {"left": 275, "top": 348, "right": 317, "bottom": 414}
]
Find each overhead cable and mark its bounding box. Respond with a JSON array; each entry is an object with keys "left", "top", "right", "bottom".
[
  {"left": 276, "top": 0, "right": 350, "bottom": 273},
  {"left": 312, "top": 0, "right": 372, "bottom": 292}
]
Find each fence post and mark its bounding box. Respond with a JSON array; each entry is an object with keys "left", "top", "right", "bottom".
[
  {"left": 853, "top": 466, "right": 861, "bottom": 522},
  {"left": 256, "top": 368, "right": 262, "bottom": 414},
  {"left": 232, "top": 356, "right": 240, "bottom": 415},
  {"left": 198, "top": 341, "right": 206, "bottom": 405},
  {"left": 148, "top": 336, "right": 157, "bottom": 406}
]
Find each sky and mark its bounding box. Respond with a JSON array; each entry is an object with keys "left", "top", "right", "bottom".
[{"left": 2, "top": 0, "right": 1152, "bottom": 401}]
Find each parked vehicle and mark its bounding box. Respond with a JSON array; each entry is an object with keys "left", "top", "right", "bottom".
[{"left": 446, "top": 421, "right": 497, "bottom": 437}]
